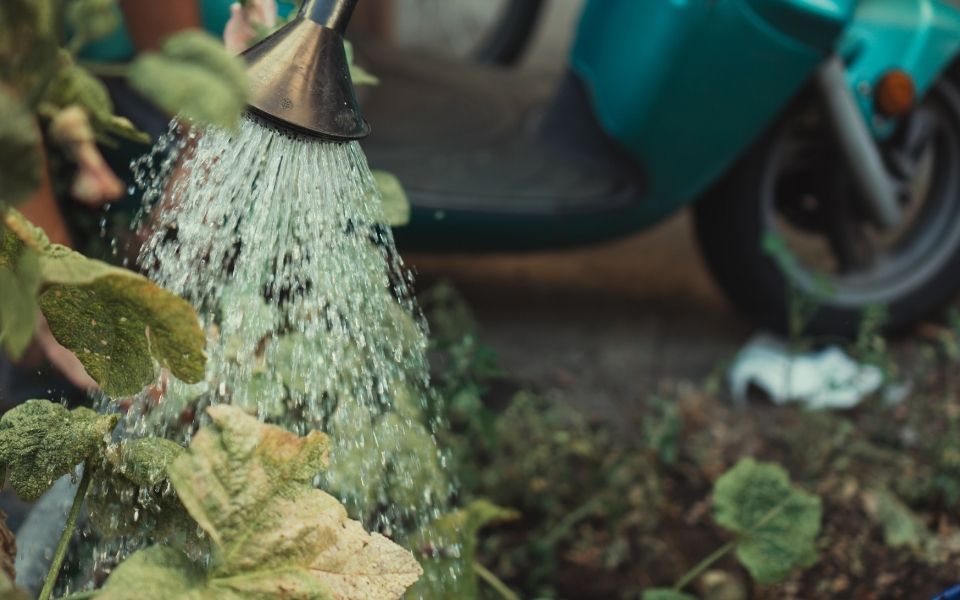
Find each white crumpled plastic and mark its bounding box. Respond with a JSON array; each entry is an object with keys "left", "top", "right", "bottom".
[{"left": 729, "top": 334, "right": 884, "bottom": 409}]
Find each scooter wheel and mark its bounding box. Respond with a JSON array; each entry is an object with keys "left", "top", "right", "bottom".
[{"left": 694, "top": 74, "right": 960, "bottom": 337}]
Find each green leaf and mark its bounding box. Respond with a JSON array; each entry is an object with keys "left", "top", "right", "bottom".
[
  {"left": 345, "top": 40, "right": 379, "bottom": 86},
  {"left": 642, "top": 590, "right": 700, "bottom": 600},
  {"left": 129, "top": 31, "right": 249, "bottom": 128},
  {"left": 0, "top": 399, "right": 117, "bottom": 501},
  {"left": 409, "top": 500, "right": 520, "bottom": 599},
  {"left": 372, "top": 170, "right": 410, "bottom": 227},
  {"left": 43, "top": 53, "right": 149, "bottom": 144},
  {"left": 712, "top": 458, "right": 822, "bottom": 585},
  {"left": 66, "top": 0, "right": 121, "bottom": 47},
  {"left": 99, "top": 405, "right": 423, "bottom": 600},
  {"left": 2, "top": 210, "right": 207, "bottom": 397},
  {"left": 109, "top": 437, "right": 185, "bottom": 488},
  {"left": 89, "top": 438, "right": 199, "bottom": 552},
  {"left": 0, "top": 0, "right": 58, "bottom": 97},
  {"left": 0, "top": 248, "right": 40, "bottom": 359},
  {"left": 0, "top": 89, "right": 42, "bottom": 207},
  {"left": 95, "top": 546, "right": 206, "bottom": 597}
]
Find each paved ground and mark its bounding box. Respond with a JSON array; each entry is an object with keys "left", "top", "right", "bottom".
[
  {"left": 406, "top": 212, "right": 753, "bottom": 418},
  {"left": 395, "top": 1, "right": 753, "bottom": 417}
]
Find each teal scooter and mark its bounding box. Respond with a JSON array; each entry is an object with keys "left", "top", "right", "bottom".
[
  {"left": 355, "top": 0, "right": 960, "bottom": 336},
  {"left": 87, "top": 0, "right": 960, "bottom": 336}
]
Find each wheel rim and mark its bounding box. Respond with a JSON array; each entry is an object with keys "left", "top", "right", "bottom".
[{"left": 760, "top": 80, "right": 960, "bottom": 308}]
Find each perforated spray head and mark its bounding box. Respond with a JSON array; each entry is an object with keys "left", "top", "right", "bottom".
[{"left": 242, "top": 0, "right": 370, "bottom": 141}]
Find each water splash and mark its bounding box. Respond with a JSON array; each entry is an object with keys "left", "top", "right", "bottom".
[{"left": 91, "top": 116, "right": 457, "bottom": 585}]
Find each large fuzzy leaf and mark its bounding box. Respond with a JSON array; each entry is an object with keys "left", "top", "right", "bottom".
[
  {"left": 0, "top": 90, "right": 43, "bottom": 207},
  {"left": 98, "top": 405, "right": 422, "bottom": 600},
  {"left": 130, "top": 31, "right": 248, "bottom": 128},
  {"left": 712, "top": 458, "right": 822, "bottom": 585},
  {"left": 0, "top": 399, "right": 117, "bottom": 501},
  {"left": 2, "top": 209, "right": 206, "bottom": 397}
]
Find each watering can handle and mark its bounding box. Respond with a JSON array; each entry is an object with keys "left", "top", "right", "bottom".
[{"left": 299, "top": 0, "right": 359, "bottom": 33}]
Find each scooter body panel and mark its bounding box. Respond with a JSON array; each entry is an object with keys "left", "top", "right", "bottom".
[
  {"left": 840, "top": 0, "right": 960, "bottom": 138},
  {"left": 570, "top": 0, "right": 855, "bottom": 227}
]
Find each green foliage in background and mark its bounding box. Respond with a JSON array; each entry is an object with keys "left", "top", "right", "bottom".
[
  {"left": 129, "top": 31, "right": 249, "bottom": 129},
  {"left": 713, "top": 458, "right": 822, "bottom": 584}
]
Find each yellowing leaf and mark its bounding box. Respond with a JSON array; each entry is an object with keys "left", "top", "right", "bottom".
[
  {"left": 2, "top": 210, "right": 206, "bottom": 397},
  {"left": 99, "top": 405, "right": 422, "bottom": 600},
  {"left": 712, "top": 458, "right": 822, "bottom": 585},
  {"left": 0, "top": 89, "right": 42, "bottom": 207},
  {"left": 0, "top": 400, "right": 117, "bottom": 501},
  {"left": 130, "top": 31, "right": 248, "bottom": 129}
]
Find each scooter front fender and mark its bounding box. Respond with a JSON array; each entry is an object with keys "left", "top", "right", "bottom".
[
  {"left": 571, "top": 0, "right": 855, "bottom": 226},
  {"left": 841, "top": 0, "right": 960, "bottom": 138}
]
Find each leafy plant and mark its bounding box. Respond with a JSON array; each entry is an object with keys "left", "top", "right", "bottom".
[
  {"left": 645, "top": 458, "right": 822, "bottom": 599},
  {"left": 0, "top": 400, "right": 422, "bottom": 600},
  {"left": 98, "top": 405, "right": 422, "bottom": 600}
]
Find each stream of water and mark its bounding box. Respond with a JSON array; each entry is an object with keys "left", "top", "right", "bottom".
[{"left": 84, "top": 116, "right": 457, "bottom": 590}]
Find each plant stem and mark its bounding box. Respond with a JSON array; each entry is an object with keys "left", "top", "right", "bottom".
[
  {"left": 672, "top": 539, "right": 737, "bottom": 592},
  {"left": 541, "top": 495, "right": 603, "bottom": 548},
  {"left": 39, "top": 463, "right": 93, "bottom": 600},
  {"left": 474, "top": 562, "right": 521, "bottom": 600}
]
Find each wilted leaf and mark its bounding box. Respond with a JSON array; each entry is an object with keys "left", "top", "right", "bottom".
[
  {"left": 99, "top": 405, "right": 422, "bottom": 600},
  {"left": 130, "top": 31, "right": 248, "bottom": 128},
  {"left": 0, "top": 399, "right": 117, "bottom": 500},
  {"left": 372, "top": 171, "right": 410, "bottom": 227},
  {"left": 712, "top": 458, "right": 822, "bottom": 585},
  {"left": 3, "top": 209, "right": 206, "bottom": 397},
  {"left": 0, "top": 248, "right": 40, "bottom": 359},
  {"left": 642, "top": 590, "right": 700, "bottom": 600},
  {"left": 409, "top": 500, "right": 519, "bottom": 599},
  {"left": 0, "top": 89, "right": 42, "bottom": 207}
]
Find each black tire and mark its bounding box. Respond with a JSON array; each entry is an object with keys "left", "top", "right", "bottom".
[{"left": 694, "top": 75, "right": 960, "bottom": 337}]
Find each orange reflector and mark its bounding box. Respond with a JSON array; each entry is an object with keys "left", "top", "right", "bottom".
[{"left": 874, "top": 70, "right": 916, "bottom": 118}]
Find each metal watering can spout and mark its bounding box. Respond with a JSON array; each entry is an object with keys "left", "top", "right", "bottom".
[{"left": 242, "top": 0, "right": 370, "bottom": 141}]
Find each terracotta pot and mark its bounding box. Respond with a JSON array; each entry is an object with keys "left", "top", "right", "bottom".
[{"left": 119, "top": 0, "right": 203, "bottom": 52}]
